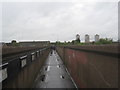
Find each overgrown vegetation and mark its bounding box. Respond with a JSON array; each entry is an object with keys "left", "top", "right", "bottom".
[
  {"left": 55, "top": 38, "right": 113, "bottom": 45},
  {"left": 95, "top": 38, "right": 113, "bottom": 44},
  {"left": 11, "top": 40, "right": 20, "bottom": 46}
]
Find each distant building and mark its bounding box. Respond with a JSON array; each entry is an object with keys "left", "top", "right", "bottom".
[
  {"left": 76, "top": 34, "right": 80, "bottom": 43},
  {"left": 85, "top": 34, "right": 90, "bottom": 43},
  {"left": 95, "top": 34, "right": 99, "bottom": 42},
  {"left": 76, "top": 34, "right": 80, "bottom": 40},
  {"left": 19, "top": 41, "right": 50, "bottom": 47}
]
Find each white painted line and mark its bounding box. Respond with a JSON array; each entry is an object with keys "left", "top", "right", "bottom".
[
  {"left": 47, "top": 66, "right": 50, "bottom": 71},
  {"left": 65, "top": 67, "right": 78, "bottom": 89},
  {"left": 57, "top": 65, "right": 60, "bottom": 68},
  {"left": 60, "top": 75, "right": 63, "bottom": 79}
]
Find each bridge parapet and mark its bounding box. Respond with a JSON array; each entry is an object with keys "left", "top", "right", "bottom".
[
  {"left": 56, "top": 44, "right": 119, "bottom": 88},
  {"left": 1, "top": 46, "right": 50, "bottom": 88}
]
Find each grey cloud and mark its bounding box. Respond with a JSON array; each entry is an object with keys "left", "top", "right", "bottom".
[{"left": 2, "top": 2, "right": 118, "bottom": 42}]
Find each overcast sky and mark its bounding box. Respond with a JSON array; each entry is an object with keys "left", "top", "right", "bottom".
[{"left": 1, "top": 0, "right": 118, "bottom": 42}]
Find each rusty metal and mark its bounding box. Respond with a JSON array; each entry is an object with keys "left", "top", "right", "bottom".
[{"left": 56, "top": 45, "right": 118, "bottom": 88}]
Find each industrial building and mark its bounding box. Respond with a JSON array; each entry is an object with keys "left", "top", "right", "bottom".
[
  {"left": 95, "top": 34, "right": 99, "bottom": 42},
  {"left": 85, "top": 34, "right": 90, "bottom": 43}
]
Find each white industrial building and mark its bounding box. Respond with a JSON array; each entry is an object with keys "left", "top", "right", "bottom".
[
  {"left": 85, "top": 34, "right": 90, "bottom": 43},
  {"left": 95, "top": 34, "right": 99, "bottom": 42}
]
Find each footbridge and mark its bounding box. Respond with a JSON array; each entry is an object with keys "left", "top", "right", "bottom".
[{"left": 1, "top": 44, "right": 119, "bottom": 89}]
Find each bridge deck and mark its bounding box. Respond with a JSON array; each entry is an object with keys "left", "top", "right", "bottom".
[{"left": 33, "top": 50, "right": 76, "bottom": 88}]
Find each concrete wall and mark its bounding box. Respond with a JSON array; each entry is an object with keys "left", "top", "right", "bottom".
[
  {"left": 56, "top": 44, "right": 119, "bottom": 88},
  {"left": 2, "top": 48, "right": 50, "bottom": 88}
]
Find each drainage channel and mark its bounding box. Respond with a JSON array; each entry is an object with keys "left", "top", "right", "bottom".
[{"left": 33, "top": 50, "right": 77, "bottom": 88}]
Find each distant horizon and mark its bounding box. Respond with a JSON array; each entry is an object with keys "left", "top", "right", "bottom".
[{"left": 2, "top": 37, "right": 118, "bottom": 43}]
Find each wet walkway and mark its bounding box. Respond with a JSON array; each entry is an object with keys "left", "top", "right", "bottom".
[{"left": 33, "top": 50, "right": 77, "bottom": 88}]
